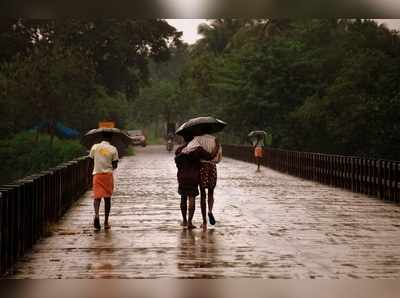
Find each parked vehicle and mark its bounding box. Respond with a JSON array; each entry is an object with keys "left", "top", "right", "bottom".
[{"left": 128, "top": 129, "right": 147, "bottom": 147}]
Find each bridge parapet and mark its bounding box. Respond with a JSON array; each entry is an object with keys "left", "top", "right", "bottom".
[
  {"left": 222, "top": 145, "right": 400, "bottom": 203},
  {"left": 0, "top": 156, "right": 92, "bottom": 276}
]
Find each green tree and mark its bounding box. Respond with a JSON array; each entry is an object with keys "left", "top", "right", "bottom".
[
  {"left": 178, "top": 19, "right": 400, "bottom": 159},
  {"left": 52, "top": 19, "right": 182, "bottom": 98},
  {"left": 0, "top": 43, "right": 97, "bottom": 138}
]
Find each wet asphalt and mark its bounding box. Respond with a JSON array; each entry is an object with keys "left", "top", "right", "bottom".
[{"left": 8, "top": 145, "right": 400, "bottom": 278}]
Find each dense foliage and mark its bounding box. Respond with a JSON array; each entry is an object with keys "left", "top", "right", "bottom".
[
  {"left": 0, "top": 19, "right": 181, "bottom": 139},
  {"left": 137, "top": 19, "right": 400, "bottom": 160},
  {"left": 0, "top": 132, "right": 86, "bottom": 185},
  {"left": 1, "top": 18, "right": 400, "bottom": 182},
  {"left": 0, "top": 19, "right": 180, "bottom": 183}
]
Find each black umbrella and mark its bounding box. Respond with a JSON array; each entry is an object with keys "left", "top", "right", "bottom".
[
  {"left": 248, "top": 130, "right": 267, "bottom": 138},
  {"left": 175, "top": 116, "right": 227, "bottom": 136},
  {"left": 81, "top": 127, "right": 131, "bottom": 150}
]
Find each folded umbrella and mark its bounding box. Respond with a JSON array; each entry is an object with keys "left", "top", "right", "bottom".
[
  {"left": 81, "top": 127, "right": 131, "bottom": 149},
  {"left": 175, "top": 116, "right": 227, "bottom": 136}
]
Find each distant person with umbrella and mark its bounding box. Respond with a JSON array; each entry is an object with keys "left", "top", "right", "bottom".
[
  {"left": 176, "top": 117, "right": 226, "bottom": 230},
  {"left": 248, "top": 130, "right": 267, "bottom": 172},
  {"left": 83, "top": 128, "right": 128, "bottom": 230}
]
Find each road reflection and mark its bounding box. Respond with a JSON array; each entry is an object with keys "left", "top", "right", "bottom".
[
  {"left": 177, "top": 228, "right": 222, "bottom": 278},
  {"left": 89, "top": 229, "right": 116, "bottom": 278}
]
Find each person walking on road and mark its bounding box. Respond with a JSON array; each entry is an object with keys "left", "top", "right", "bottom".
[
  {"left": 181, "top": 133, "right": 222, "bottom": 230},
  {"left": 89, "top": 132, "right": 119, "bottom": 230},
  {"left": 253, "top": 135, "right": 264, "bottom": 172},
  {"left": 175, "top": 135, "right": 219, "bottom": 230}
]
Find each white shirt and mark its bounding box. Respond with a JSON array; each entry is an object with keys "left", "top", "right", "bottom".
[
  {"left": 89, "top": 141, "right": 119, "bottom": 175},
  {"left": 182, "top": 134, "right": 222, "bottom": 164}
]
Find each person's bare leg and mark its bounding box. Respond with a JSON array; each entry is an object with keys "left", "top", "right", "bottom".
[
  {"left": 104, "top": 197, "right": 111, "bottom": 229},
  {"left": 200, "top": 188, "right": 207, "bottom": 229},
  {"left": 187, "top": 196, "right": 197, "bottom": 229},
  {"left": 180, "top": 195, "right": 188, "bottom": 226},
  {"left": 208, "top": 188, "right": 214, "bottom": 213},
  {"left": 93, "top": 199, "right": 101, "bottom": 230},
  {"left": 208, "top": 188, "right": 216, "bottom": 225},
  {"left": 94, "top": 199, "right": 101, "bottom": 217}
]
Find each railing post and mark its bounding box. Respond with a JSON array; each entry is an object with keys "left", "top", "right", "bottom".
[
  {"left": 17, "top": 179, "right": 30, "bottom": 256},
  {"left": 394, "top": 162, "right": 400, "bottom": 202},
  {"left": 389, "top": 162, "right": 395, "bottom": 201},
  {"left": 0, "top": 187, "right": 9, "bottom": 275},
  {"left": 383, "top": 160, "right": 388, "bottom": 200},
  {"left": 372, "top": 159, "right": 377, "bottom": 197},
  {"left": 3, "top": 184, "right": 17, "bottom": 272},
  {"left": 377, "top": 160, "right": 383, "bottom": 199},
  {"left": 395, "top": 162, "right": 400, "bottom": 202}
]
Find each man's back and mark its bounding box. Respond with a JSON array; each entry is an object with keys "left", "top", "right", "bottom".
[{"left": 89, "top": 141, "right": 119, "bottom": 175}]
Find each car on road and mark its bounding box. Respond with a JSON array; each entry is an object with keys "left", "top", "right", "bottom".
[{"left": 128, "top": 129, "right": 147, "bottom": 147}]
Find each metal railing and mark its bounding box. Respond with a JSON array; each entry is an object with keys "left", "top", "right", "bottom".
[
  {"left": 0, "top": 156, "right": 92, "bottom": 276},
  {"left": 222, "top": 145, "right": 400, "bottom": 202}
]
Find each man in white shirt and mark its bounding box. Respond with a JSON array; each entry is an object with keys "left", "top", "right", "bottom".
[{"left": 89, "top": 132, "right": 119, "bottom": 230}]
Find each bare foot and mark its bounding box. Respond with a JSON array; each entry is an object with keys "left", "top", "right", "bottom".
[
  {"left": 104, "top": 222, "right": 111, "bottom": 230},
  {"left": 181, "top": 220, "right": 188, "bottom": 227},
  {"left": 187, "top": 223, "right": 197, "bottom": 230},
  {"left": 201, "top": 223, "right": 207, "bottom": 231}
]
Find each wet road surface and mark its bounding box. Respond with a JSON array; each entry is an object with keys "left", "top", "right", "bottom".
[{"left": 8, "top": 145, "right": 400, "bottom": 278}]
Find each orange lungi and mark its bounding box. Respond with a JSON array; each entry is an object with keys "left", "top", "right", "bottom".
[
  {"left": 254, "top": 147, "right": 263, "bottom": 158},
  {"left": 93, "top": 172, "right": 114, "bottom": 199}
]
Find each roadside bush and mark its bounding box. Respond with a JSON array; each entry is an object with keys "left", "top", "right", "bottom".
[
  {"left": 126, "top": 146, "right": 135, "bottom": 156},
  {"left": 0, "top": 131, "right": 86, "bottom": 185}
]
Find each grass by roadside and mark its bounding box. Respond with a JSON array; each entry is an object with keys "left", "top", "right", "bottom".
[
  {"left": 145, "top": 130, "right": 164, "bottom": 145},
  {"left": 0, "top": 131, "right": 86, "bottom": 185},
  {"left": 126, "top": 146, "right": 135, "bottom": 156}
]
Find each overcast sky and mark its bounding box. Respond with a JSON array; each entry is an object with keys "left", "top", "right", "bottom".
[
  {"left": 166, "top": 19, "right": 206, "bottom": 44},
  {"left": 376, "top": 19, "right": 400, "bottom": 30},
  {"left": 166, "top": 19, "right": 400, "bottom": 45}
]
